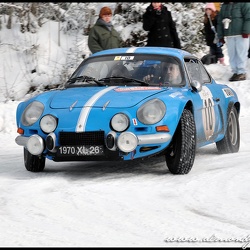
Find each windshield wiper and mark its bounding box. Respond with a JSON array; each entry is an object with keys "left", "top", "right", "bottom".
[
  {"left": 67, "top": 75, "right": 105, "bottom": 86},
  {"left": 98, "top": 77, "right": 149, "bottom": 86}
]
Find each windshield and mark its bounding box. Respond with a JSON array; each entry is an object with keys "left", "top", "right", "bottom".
[{"left": 67, "top": 54, "right": 185, "bottom": 87}]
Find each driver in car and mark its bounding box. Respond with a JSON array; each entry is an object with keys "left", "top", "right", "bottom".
[{"left": 143, "top": 58, "right": 182, "bottom": 86}]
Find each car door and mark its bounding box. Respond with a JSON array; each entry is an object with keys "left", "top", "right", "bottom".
[{"left": 184, "top": 58, "right": 224, "bottom": 146}]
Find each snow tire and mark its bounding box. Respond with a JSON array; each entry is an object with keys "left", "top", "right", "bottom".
[
  {"left": 216, "top": 105, "right": 240, "bottom": 154},
  {"left": 24, "top": 147, "right": 45, "bottom": 172},
  {"left": 165, "top": 109, "right": 196, "bottom": 174}
]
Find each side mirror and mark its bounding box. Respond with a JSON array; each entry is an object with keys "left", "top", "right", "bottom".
[{"left": 190, "top": 80, "right": 202, "bottom": 92}]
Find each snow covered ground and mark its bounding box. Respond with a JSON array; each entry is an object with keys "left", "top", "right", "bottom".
[{"left": 1, "top": 95, "right": 250, "bottom": 247}]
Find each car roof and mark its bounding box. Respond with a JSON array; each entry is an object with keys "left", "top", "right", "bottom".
[{"left": 91, "top": 47, "right": 193, "bottom": 60}]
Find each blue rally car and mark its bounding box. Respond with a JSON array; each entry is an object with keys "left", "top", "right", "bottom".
[{"left": 15, "top": 47, "right": 240, "bottom": 174}]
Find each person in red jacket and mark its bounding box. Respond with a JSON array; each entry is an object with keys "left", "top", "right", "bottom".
[{"left": 142, "top": 2, "right": 181, "bottom": 48}]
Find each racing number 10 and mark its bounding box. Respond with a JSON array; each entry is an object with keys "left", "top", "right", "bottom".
[
  {"left": 203, "top": 96, "right": 215, "bottom": 140},
  {"left": 204, "top": 98, "right": 213, "bottom": 131}
]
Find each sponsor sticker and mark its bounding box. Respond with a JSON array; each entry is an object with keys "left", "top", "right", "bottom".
[
  {"left": 132, "top": 118, "right": 137, "bottom": 126},
  {"left": 222, "top": 88, "right": 234, "bottom": 97},
  {"left": 114, "top": 56, "right": 134, "bottom": 61},
  {"left": 115, "top": 87, "right": 162, "bottom": 92}
]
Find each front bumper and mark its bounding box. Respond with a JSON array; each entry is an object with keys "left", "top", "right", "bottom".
[{"left": 15, "top": 131, "right": 172, "bottom": 161}]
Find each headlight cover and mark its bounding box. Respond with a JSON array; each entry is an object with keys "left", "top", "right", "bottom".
[
  {"left": 40, "top": 115, "right": 57, "bottom": 133},
  {"left": 111, "top": 113, "right": 129, "bottom": 132},
  {"left": 137, "top": 99, "right": 166, "bottom": 125},
  {"left": 117, "top": 132, "right": 138, "bottom": 152},
  {"left": 27, "top": 134, "right": 44, "bottom": 155},
  {"left": 21, "top": 101, "right": 44, "bottom": 126}
]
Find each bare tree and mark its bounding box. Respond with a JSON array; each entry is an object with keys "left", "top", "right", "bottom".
[{"left": 6, "top": 6, "right": 13, "bottom": 29}]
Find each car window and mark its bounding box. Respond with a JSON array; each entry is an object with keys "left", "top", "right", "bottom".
[
  {"left": 199, "top": 62, "right": 211, "bottom": 83},
  {"left": 185, "top": 58, "right": 211, "bottom": 84},
  {"left": 69, "top": 54, "right": 184, "bottom": 87}
]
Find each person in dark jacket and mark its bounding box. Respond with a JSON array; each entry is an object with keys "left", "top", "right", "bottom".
[
  {"left": 217, "top": 2, "right": 250, "bottom": 81},
  {"left": 142, "top": 2, "right": 181, "bottom": 48},
  {"left": 88, "top": 7, "right": 122, "bottom": 54},
  {"left": 203, "top": 3, "right": 225, "bottom": 65}
]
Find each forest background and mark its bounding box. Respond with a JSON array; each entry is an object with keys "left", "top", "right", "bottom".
[{"left": 0, "top": 2, "right": 208, "bottom": 101}]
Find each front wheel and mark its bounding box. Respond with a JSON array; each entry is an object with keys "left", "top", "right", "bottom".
[
  {"left": 165, "top": 109, "right": 196, "bottom": 174},
  {"left": 216, "top": 105, "right": 240, "bottom": 153},
  {"left": 24, "top": 148, "right": 46, "bottom": 172}
]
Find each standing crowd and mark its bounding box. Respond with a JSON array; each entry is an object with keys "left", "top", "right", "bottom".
[
  {"left": 203, "top": 2, "right": 225, "bottom": 65},
  {"left": 87, "top": 2, "right": 250, "bottom": 82},
  {"left": 217, "top": 2, "right": 250, "bottom": 81}
]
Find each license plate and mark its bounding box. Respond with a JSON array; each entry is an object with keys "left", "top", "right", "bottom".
[{"left": 57, "top": 145, "right": 104, "bottom": 156}]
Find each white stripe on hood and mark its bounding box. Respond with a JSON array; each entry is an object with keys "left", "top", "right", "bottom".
[{"left": 76, "top": 86, "right": 116, "bottom": 132}]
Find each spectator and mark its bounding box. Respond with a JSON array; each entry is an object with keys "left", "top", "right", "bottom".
[
  {"left": 203, "top": 3, "right": 225, "bottom": 65},
  {"left": 142, "top": 2, "right": 181, "bottom": 48},
  {"left": 217, "top": 2, "right": 250, "bottom": 81},
  {"left": 88, "top": 6, "right": 123, "bottom": 54},
  {"left": 214, "top": 2, "right": 221, "bottom": 12}
]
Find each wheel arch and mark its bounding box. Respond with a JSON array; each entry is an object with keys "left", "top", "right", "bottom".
[
  {"left": 234, "top": 101, "right": 240, "bottom": 116},
  {"left": 165, "top": 99, "right": 194, "bottom": 137},
  {"left": 184, "top": 100, "right": 194, "bottom": 114},
  {"left": 227, "top": 101, "right": 240, "bottom": 123}
]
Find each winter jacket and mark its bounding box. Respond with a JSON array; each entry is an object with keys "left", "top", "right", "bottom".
[
  {"left": 204, "top": 15, "right": 219, "bottom": 46},
  {"left": 142, "top": 4, "right": 181, "bottom": 48},
  {"left": 217, "top": 2, "right": 250, "bottom": 39},
  {"left": 88, "top": 18, "right": 122, "bottom": 54}
]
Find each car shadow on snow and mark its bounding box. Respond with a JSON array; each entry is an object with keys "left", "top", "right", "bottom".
[
  {"left": 43, "top": 155, "right": 170, "bottom": 179},
  {"left": 34, "top": 144, "right": 223, "bottom": 179}
]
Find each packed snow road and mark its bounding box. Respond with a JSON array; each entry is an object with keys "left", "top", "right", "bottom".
[{"left": 0, "top": 116, "right": 250, "bottom": 247}]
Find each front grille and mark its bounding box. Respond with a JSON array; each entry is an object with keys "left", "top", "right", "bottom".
[{"left": 59, "top": 131, "right": 105, "bottom": 145}]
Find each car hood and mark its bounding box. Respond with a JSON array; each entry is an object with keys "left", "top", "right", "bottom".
[{"left": 49, "top": 86, "right": 166, "bottom": 109}]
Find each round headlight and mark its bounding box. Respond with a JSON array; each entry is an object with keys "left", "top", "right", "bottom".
[
  {"left": 137, "top": 99, "right": 166, "bottom": 125},
  {"left": 111, "top": 113, "right": 129, "bottom": 132},
  {"left": 117, "top": 132, "right": 138, "bottom": 152},
  {"left": 21, "top": 101, "right": 44, "bottom": 126},
  {"left": 40, "top": 115, "right": 57, "bottom": 133},
  {"left": 27, "top": 135, "right": 44, "bottom": 155}
]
